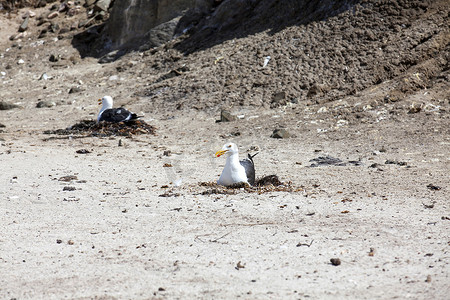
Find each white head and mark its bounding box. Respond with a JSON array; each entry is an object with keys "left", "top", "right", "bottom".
[
  {"left": 215, "top": 142, "right": 239, "bottom": 157},
  {"left": 98, "top": 96, "right": 113, "bottom": 110},
  {"left": 97, "top": 96, "right": 114, "bottom": 122}
]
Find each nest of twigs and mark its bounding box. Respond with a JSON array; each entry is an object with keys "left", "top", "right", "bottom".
[
  {"left": 197, "top": 175, "right": 302, "bottom": 195},
  {"left": 43, "top": 120, "right": 156, "bottom": 138}
]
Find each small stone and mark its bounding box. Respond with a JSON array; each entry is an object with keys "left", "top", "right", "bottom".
[
  {"left": 36, "top": 100, "right": 56, "bottom": 108},
  {"left": 47, "top": 11, "right": 59, "bottom": 19},
  {"left": 163, "top": 150, "right": 171, "bottom": 156},
  {"left": 330, "top": 258, "right": 341, "bottom": 266},
  {"left": 56, "top": 239, "right": 62, "bottom": 244},
  {"left": 271, "top": 128, "right": 290, "bottom": 139},
  {"left": 63, "top": 186, "right": 76, "bottom": 191},
  {"left": 18, "top": 16, "right": 29, "bottom": 32},
  {"left": 67, "top": 240, "right": 74, "bottom": 245},
  {"left": 17, "top": 59, "right": 25, "bottom": 64},
  {"left": 425, "top": 275, "right": 432, "bottom": 283},
  {"left": 219, "top": 110, "right": 236, "bottom": 122}
]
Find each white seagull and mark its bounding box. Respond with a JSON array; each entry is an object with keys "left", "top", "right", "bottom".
[
  {"left": 97, "top": 96, "right": 140, "bottom": 123},
  {"left": 215, "top": 142, "right": 257, "bottom": 186}
]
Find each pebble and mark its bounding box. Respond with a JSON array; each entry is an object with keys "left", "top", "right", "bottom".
[
  {"left": 19, "top": 16, "right": 29, "bottom": 32},
  {"left": 47, "top": 12, "right": 59, "bottom": 19},
  {"left": 17, "top": 59, "right": 25, "bottom": 64}
]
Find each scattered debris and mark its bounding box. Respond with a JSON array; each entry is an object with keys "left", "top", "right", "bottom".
[
  {"left": 385, "top": 160, "right": 407, "bottom": 166},
  {"left": 235, "top": 261, "right": 245, "bottom": 270},
  {"left": 63, "top": 186, "right": 76, "bottom": 191},
  {"left": 63, "top": 196, "right": 79, "bottom": 201},
  {"left": 59, "top": 175, "right": 78, "bottom": 182},
  {"left": 422, "top": 202, "right": 436, "bottom": 209},
  {"left": 296, "top": 240, "right": 314, "bottom": 247},
  {"left": 76, "top": 149, "right": 91, "bottom": 154},
  {"left": 368, "top": 248, "right": 375, "bottom": 256},
  {"left": 309, "top": 156, "right": 362, "bottom": 167},
  {"left": 427, "top": 184, "right": 441, "bottom": 191},
  {"left": 159, "top": 191, "right": 180, "bottom": 197},
  {"left": 163, "top": 163, "right": 173, "bottom": 167}
]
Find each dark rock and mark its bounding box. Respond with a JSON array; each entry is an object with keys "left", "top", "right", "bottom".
[
  {"left": 18, "top": 16, "right": 29, "bottom": 32},
  {"left": 426, "top": 184, "right": 441, "bottom": 191},
  {"left": 0, "top": 101, "right": 19, "bottom": 110},
  {"left": 49, "top": 54, "right": 60, "bottom": 62},
  {"left": 36, "top": 100, "right": 56, "bottom": 108},
  {"left": 330, "top": 258, "right": 341, "bottom": 266},
  {"left": 76, "top": 149, "right": 91, "bottom": 154},
  {"left": 271, "top": 128, "right": 290, "bottom": 139}
]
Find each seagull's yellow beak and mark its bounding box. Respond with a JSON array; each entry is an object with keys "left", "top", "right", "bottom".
[
  {"left": 215, "top": 149, "right": 228, "bottom": 157},
  {"left": 98, "top": 98, "right": 102, "bottom": 105}
]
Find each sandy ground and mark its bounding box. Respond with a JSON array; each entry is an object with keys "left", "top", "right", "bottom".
[{"left": 1, "top": 2, "right": 449, "bottom": 299}]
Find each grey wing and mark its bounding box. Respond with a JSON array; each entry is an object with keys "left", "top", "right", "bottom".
[
  {"left": 99, "top": 108, "right": 132, "bottom": 122},
  {"left": 240, "top": 153, "right": 258, "bottom": 186}
]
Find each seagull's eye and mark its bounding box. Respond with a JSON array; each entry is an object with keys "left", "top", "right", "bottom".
[{"left": 227, "top": 145, "right": 231, "bottom": 148}]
